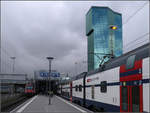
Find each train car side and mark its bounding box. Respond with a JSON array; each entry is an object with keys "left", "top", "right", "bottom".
[
  {"left": 72, "top": 75, "right": 84, "bottom": 106},
  {"left": 85, "top": 43, "right": 150, "bottom": 112},
  {"left": 58, "top": 43, "right": 150, "bottom": 112},
  {"left": 142, "top": 57, "right": 150, "bottom": 112},
  {"left": 85, "top": 67, "right": 120, "bottom": 112}
]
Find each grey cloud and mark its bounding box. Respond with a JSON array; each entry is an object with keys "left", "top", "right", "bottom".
[{"left": 1, "top": 1, "right": 149, "bottom": 78}]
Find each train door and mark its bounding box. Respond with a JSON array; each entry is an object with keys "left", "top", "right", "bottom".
[
  {"left": 120, "top": 83, "right": 142, "bottom": 112},
  {"left": 91, "top": 85, "right": 95, "bottom": 99},
  {"left": 83, "top": 75, "right": 86, "bottom": 107},
  {"left": 120, "top": 55, "right": 143, "bottom": 112}
]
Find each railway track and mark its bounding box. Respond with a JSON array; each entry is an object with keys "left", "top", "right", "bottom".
[{"left": 1, "top": 95, "right": 32, "bottom": 112}]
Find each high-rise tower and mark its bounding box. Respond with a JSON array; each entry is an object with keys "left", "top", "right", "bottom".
[{"left": 86, "top": 7, "right": 123, "bottom": 71}]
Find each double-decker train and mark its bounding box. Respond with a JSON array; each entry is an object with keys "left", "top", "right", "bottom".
[{"left": 58, "top": 43, "right": 150, "bottom": 112}]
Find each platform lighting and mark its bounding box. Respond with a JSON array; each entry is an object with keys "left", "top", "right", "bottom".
[
  {"left": 109, "top": 25, "right": 117, "bottom": 57},
  {"left": 110, "top": 25, "right": 117, "bottom": 30},
  {"left": 46, "top": 57, "right": 54, "bottom": 105},
  {"left": 10, "top": 57, "right": 16, "bottom": 73}
]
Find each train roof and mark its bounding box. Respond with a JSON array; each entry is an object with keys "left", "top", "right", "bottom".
[
  {"left": 71, "top": 72, "right": 87, "bottom": 81},
  {"left": 87, "top": 43, "right": 150, "bottom": 77},
  {"left": 60, "top": 79, "right": 71, "bottom": 84}
]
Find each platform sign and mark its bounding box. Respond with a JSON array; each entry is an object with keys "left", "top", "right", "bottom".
[
  {"left": 40, "top": 72, "right": 60, "bottom": 77},
  {"left": 40, "top": 72, "right": 48, "bottom": 77},
  {"left": 50, "top": 72, "right": 60, "bottom": 77}
]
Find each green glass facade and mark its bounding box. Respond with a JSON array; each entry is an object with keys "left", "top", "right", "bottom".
[{"left": 86, "top": 7, "right": 123, "bottom": 72}]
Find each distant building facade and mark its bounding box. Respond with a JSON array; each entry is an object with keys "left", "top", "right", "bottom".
[
  {"left": 0, "top": 74, "right": 27, "bottom": 84},
  {"left": 86, "top": 6, "right": 123, "bottom": 71}
]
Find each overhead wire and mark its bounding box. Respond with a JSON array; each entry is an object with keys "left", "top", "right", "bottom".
[
  {"left": 1, "top": 58, "right": 11, "bottom": 73},
  {"left": 1, "top": 47, "right": 12, "bottom": 73},
  {"left": 114, "top": 32, "right": 149, "bottom": 51},
  {"left": 123, "top": 32, "right": 149, "bottom": 47},
  {"left": 114, "top": 1, "right": 149, "bottom": 53},
  {"left": 123, "top": 1, "right": 149, "bottom": 25}
]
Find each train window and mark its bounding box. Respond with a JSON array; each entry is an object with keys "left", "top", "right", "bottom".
[
  {"left": 27, "top": 87, "right": 33, "bottom": 90},
  {"left": 91, "top": 85, "right": 95, "bottom": 99},
  {"left": 126, "top": 55, "right": 136, "bottom": 70},
  {"left": 75, "top": 85, "right": 78, "bottom": 91},
  {"left": 122, "top": 86, "right": 128, "bottom": 111},
  {"left": 132, "top": 86, "right": 140, "bottom": 112},
  {"left": 79, "top": 85, "right": 82, "bottom": 92},
  {"left": 101, "top": 81, "right": 107, "bottom": 93}
]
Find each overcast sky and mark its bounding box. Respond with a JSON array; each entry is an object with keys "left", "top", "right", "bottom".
[{"left": 1, "top": 1, "right": 149, "bottom": 78}]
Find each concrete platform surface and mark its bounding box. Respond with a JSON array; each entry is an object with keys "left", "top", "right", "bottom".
[{"left": 10, "top": 95, "right": 93, "bottom": 113}]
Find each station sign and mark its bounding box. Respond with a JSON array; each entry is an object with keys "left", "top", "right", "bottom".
[{"left": 40, "top": 72, "right": 60, "bottom": 77}]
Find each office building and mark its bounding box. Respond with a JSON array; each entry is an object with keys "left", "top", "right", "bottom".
[{"left": 86, "top": 6, "right": 122, "bottom": 71}]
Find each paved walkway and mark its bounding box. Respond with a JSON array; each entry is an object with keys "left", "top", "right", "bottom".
[{"left": 11, "top": 95, "right": 93, "bottom": 113}]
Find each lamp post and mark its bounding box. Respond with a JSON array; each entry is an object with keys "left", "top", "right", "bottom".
[
  {"left": 74, "top": 62, "right": 77, "bottom": 75},
  {"left": 0, "top": 36, "right": 1, "bottom": 74},
  {"left": 46, "top": 57, "right": 54, "bottom": 105},
  {"left": 10, "top": 57, "right": 16, "bottom": 73},
  {"left": 109, "top": 25, "right": 117, "bottom": 57}
]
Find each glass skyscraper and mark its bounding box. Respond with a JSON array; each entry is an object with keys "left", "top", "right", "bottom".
[{"left": 86, "top": 6, "right": 123, "bottom": 72}]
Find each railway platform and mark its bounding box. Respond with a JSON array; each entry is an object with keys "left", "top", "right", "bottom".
[{"left": 10, "top": 95, "right": 93, "bottom": 113}]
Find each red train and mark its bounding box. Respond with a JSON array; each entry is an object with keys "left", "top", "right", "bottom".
[{"left": 25, "top": 83, "right": 35, "bottom": 96}]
